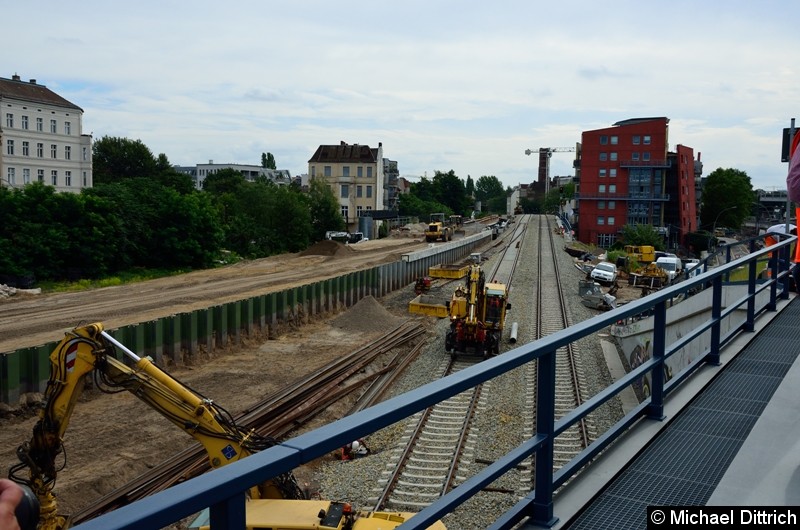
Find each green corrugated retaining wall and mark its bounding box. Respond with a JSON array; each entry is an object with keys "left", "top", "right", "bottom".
[{"left": 0, "top": 232, "right": 491, "bottom": 405}]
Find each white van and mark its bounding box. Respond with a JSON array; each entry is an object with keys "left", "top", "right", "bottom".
[{"left": 655, "top": 256, "right": 682, "bottom": 282}]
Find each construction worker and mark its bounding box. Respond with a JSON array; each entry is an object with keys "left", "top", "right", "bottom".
[{"left": 340, "top": 439, "right": 370, "bottom": 461}]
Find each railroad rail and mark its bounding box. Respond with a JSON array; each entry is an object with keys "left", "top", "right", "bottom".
[
  {"left": 70, "top": 322, "right": 425, "bottom": 524},
  {"left": 369, "top": 217, "right": 530, "bottom": 512},
  {"left": 522, "top": 215, "right": 592, "bottom": 490}
]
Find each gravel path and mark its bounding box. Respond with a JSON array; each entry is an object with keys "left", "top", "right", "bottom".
[{"left": 315, "top": 218, "right": 625, "bottom": 529}]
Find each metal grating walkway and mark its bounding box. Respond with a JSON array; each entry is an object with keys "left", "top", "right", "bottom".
[{"left": 564, "top": 298, "right": 800, "bottom": 530}]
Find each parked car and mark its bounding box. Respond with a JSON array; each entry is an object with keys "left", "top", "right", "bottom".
[{"left": 590, "top": 262, "right": 618, "bottom": 284}]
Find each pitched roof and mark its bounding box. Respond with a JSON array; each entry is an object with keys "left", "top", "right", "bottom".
[
  {"left": 0, "top": 75, "right": 83, "bottom": 111},
  {"left": 308, "top": 141, "right": 378, "bottom": 164}
]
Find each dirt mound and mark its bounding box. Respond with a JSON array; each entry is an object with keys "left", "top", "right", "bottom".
[
  {"left": 331, "top": 295, "right": 406, "bottom": 333},
  {"left": 300, "top": 240, "right": 353, "bottom": 257}
]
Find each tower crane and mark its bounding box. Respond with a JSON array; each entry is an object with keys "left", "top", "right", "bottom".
[{"left": 524, "top": 146, "right": 577, "bottom": 195}]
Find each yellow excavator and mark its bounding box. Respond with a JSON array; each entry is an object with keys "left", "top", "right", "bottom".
[
  {"left": 8, "top": 322, "right": 445, "bottom": 530},
  {"left": 445, "top": 257, "right": 510, "bottom": 358}
]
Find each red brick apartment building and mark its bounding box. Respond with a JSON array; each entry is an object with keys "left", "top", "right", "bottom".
[{"left": 575, "top": 117, "right": 699, "bottom": 249}]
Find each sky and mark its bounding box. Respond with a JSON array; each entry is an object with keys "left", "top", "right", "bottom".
[{"left": 3, "top": 1, "right": 799, "bottom": 191}]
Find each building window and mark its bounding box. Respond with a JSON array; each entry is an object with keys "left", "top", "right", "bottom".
[
  {"left": 366, "top": 206, "right": 372, "bottom": 210},
  {"left": 51, "top": 170, "right": 58, "bottom": 186},
  {"left": 83, "top": 171, "right": 88, "bottom": 186},
  {"left": 21, "top": 115, "right": 28, "bottom": 130},
  {"left": 598, "top": 201, "right": 606, "bottom": 209},
  {"left": 598, "top": 216, "right": 605, "bottom": 225},
  {"left": 643, "top": 135, "right": 651, "bottom": 145},
  {"left": 610, "top": 136, "right": 618, "bottom": 145},
  {"left": 366, "top": 185, "right": 373, "bottom": 198},
  {"left": 610, "top": 169, "right": 617, "bottom": 178},
  {"left": 7, "top": 168, "right": 15, "bottom": 184},
  {"left": 65, "top": 121, "right": 71, "bottom": 135},
  {"left": 65, "top": 171, "right": 72, "bottom": 186},
  {"left": 609, "top": 184, "right": 617, "bottom": 193},
  {"left": 608, "top": 216, "right": 615, "bottom": 226},
  {"left": 324, "top": 166, "right": 332, "bottom": 177},
  {"left": 23, "top": 168, "right": 30, "bottom": 184},
  {"left": 600, "top": 135, "right": 608, "bottom": 145},
  {"left": 599, "top": 169, "right": 607, "bottom": 177},
  {"left": 610, "top": 152, "right": 618, "bottom": 161},
  {"left": 340, "top": 184, "right": 349, "bottom": 198},
  {"left": 51, "top": 144, "right": 57, "bottom": 158},
  {"left": 356, "top": 205, "right": 363, "bottom": 216},
  {"left": 343, "top": 166, "right": 350, "bottom": 177},
  {"left": 36, "top": 117, "right": 43, "bottom": 131},
  {"left": 356, "top": 185, "right": 363, "bottom": 198},
  {"left": 631, "top": 152, "right": 640, "bottom": 161},
  {"left": 65, "top": 146, "right": 71, "bottom": 160},
  {"left": 6, "top": 139, "right": 14, "bottom": 155},
  {"left": 599, "top": 152, "right": 607, "bottom": 161},
  {"left": 37, "top": 169, "right": 44, "bottom": 182},
  {"left": 37, "top": 143, "right": 44, "bottom": 157},
  {"left": 50, "top": 119, "right": 57, "bottom": 133},
  {"left": 367, "top": 167, "right": 373, "bottom": 178},
  {"left": 608, "top": 201, "right": 616, "bottom": 209},
  {"left": 599, "top": 184, "right": 606, "bottom": 193},
  {"left": 357, "top": 167, "right": 363, "bottom": 178},
  {"left": 22, "top": 141, "right": 29, "bottom": 156},
  {"left": 341, "top": 205, "right": 349, "bottom": 220},
  {"left": 642, "top": 152, "right": 651, "bottom": 161},
  {"left": 632, "top": 135, "right": 640, "bottom": 145},
  {"left": 5, "top": 113, "right": 12, "bottom": 128}
]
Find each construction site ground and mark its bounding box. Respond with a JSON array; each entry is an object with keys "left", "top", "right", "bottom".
[{"left": 0, "top": 223, "right": 643, "bottom": 527}]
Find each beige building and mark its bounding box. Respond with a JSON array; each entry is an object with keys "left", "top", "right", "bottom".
[
  {"left": 0, "top": 74, "right": 92, "bottom": 192},
  {"left": 308, "top": 141, "right": 385, "bottom": 229}
]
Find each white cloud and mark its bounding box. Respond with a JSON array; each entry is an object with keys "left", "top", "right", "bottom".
[{"left": 3, "top": 0, "right": 799, "bottom": 191}]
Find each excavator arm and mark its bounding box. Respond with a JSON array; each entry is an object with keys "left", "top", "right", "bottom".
[{"left": 9, "top": 323, "right": 303, "bottom": 530}]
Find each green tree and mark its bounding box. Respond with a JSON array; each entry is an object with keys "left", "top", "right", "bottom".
[
  {"left": 475, "top": 175, "right": 506, "bottom": 213},
  {"left": 465, "top": 175, "right": 475, "bottom": 197},
  {"left": 308, "top": 178, "right": 345, "bottom": 241},
  {"left": 431, "top": 170, "right": 471, "bottom": 214},
  {"left": 700, "top": 168, "right": 754, "bottom": 230},
  {"left": 261, "top": 152, "right": 277, "bottom": 169},
  {"left": 155, "top": 153, "right": 195, "bottom": 194},
  {"left": 619, "top": 223, "right": 665, "bottom": 250},
  {"left": 92, "top": 136, "right": 158, "bottom": 184}
]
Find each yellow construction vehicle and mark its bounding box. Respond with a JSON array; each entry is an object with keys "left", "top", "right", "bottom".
[
  {"left": 623, "top": 245, "right": 656, "bottom": 264},
  {"left": 8, "top": 323, "right": 445, "bottom": 530},
  {"left": 445, "top": 256, "right": 510, "bottom": 358},
  {"left": 424, "top": 213, "right": 452, "bottom": 242}
]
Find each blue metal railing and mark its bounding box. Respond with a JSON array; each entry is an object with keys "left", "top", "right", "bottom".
[{"left": 73, "top": 234, "right": 797, "bottom": 530}]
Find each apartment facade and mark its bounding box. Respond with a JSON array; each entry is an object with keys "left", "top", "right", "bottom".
[
  {"left": 576, "top": 117, "right": 698, "bottom": 249},
  {"left": 308, "top": 141, "right": 385, "bottom": 229},
  {"left": 175, "top": 162, "right": 294, "bottom": 190},
  {"left": 0, "top": 74, "right": 92, "bottom": 192}
]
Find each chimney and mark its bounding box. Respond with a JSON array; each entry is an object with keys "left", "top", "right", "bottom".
[
  {"left": 341, "top": 141, "right": 347, "bottom": 146},
  {"left": 12, "top": 74, "right": 20, "bottom": 81},
  {"left": 29, "top": 79, "right": 36, "bottom": 84}
]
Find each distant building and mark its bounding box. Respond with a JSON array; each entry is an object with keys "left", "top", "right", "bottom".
[
  {"left": 576, "top": 117, "right": 700, "bottom": 249},
  {"left": 175, "top": 161, "right": 293, "bottom": 190},
  {"left": 0, "top": 74, "right": 93, "bottom": 192},
  {"left": 308, "top": 141, "right": 385, "bottom": 230}
]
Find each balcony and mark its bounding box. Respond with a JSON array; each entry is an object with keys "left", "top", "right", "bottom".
[
  {"left": 619, "top": 159, "right": 671, "bottom": 168},
  {"left": 574, "top": 192, "right": 670, "bottom": 201}
]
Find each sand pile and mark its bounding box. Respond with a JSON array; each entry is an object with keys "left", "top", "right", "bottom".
[
  {"left": 331, "top": 295, "right": 406, "bottom": 333},
  {"left": 300, "top": 240, "right": 353, "bottom": 257}
]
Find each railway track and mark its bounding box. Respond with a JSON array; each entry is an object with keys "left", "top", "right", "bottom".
[
  {"left": 70, "top": 322, "right": 426, "bottom": 524},
  {"left": 521, "top": 215, "right": 592, "bottom": 491},
  {"left": 369, "top": 217, "right": 530, "bottom": 512}
]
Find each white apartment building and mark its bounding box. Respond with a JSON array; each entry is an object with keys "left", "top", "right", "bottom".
[
  {"left": 307, "top": 141, "right": 385, "bottom": 229},
  {"left": 0, "top": 74, "right": 92, "bottom": 192},
  {"left": 175, "top": 161, "right": 293, "bottom": 190}
]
